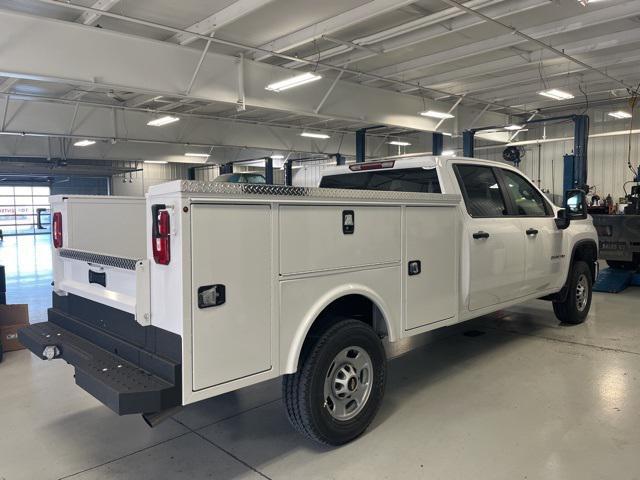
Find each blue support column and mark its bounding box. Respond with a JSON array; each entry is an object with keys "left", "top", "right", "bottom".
[
  {"left": 462, "top": 130, "right": 475, "bottom": 158},
  {"left": 187, "top": 167, "right": 196, "bottom": 180},
  {"left": 573, "top": 115, "right": 589, "bottom": 190},
  {"left": 432, "top": 132, "right": 444, "bottom": 156},
  {"left": 356, "top": 129, "right": 366, "bottom": 163},
  {"left": 335, "top": 153, "right": 345, "bottom": 165},
  {"left": 284, "top": 160, "right": 293, "bottom": 186},
  {"left": 220, "top": 162, "right": 233, "bottom": 174},
  {"left": 265, "top": 157, "right": 273, "bottom": 184}
]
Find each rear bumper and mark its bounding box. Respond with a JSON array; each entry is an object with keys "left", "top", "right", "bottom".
[{"left": 18, "top": 293, "right": 181, "bottom": 415}]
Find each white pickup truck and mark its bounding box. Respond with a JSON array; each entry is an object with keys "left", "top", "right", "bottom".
[{"left": 19, "top": 155, "right": 598, "bottom": 446}]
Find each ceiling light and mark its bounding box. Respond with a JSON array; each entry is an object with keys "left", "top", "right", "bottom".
[
  {"left": 301, "top": 132, "right": 330, "bottom": 139},
  {"left": 266, "top": 73, "right": 322, "bottom": 92},
  {"left": 144, "top": 160, "right": 169, "bottom": 164},
  {"left": 147, "top": 115, "right": 179, "bottom": 127},
  {"left": 504, "top": 125, "right": 523, "bottom": 131},
  {"left": 420, "top": 110, "right": 455, "bottom": 119},
  {"left": 387, "top": 141, "right": 411, "bottom": 146},
  {"left": 185, "top": 152, "right": 210, "bottom": 158},
  {"left": 608, "top": 111, "right": 632, "bottom": 119},
  {"left": 538, "top": 89, "right": 574, "bottom": 100},
  {"left": 441, "top": 150, "right": 455, "bottom": 156},
  {"left": 270, "top": 154, "right": 285, "bottom": 159},
  {"left": 74, "top": 139, "right": 95, "bottom": 147}
]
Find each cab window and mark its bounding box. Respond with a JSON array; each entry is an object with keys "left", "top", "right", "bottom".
[
  {"left": 500, "top": 169, "right": 551, "bottom": 217},
  {"left": 320, "top": 167, "right": 441, "bottom": 193},
  {"left": 454, "top": 165, "right": 508, "bottom": 218}
]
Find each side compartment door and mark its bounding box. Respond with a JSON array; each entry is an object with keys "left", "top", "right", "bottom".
[
  {"left": 405, "top": 206, "right": 457, "bottom": 331},
  {"left": 454, "top": 164, "right": 526, "bottom": 311},
  {"left": 191, "top": 204, "right": 271, "bottom": 391}
]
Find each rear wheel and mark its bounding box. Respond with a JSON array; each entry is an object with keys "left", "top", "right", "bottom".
[
  {"left": 282, "top": 319, "right": 386, "bottom": 446},
  {"left": 553, "top": 260, "right": 593, "bottom": 324}
]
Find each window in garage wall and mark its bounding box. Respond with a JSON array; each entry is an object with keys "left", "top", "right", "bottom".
[{"left": 0, "top": 185, "right": 51, "bottom": 236}]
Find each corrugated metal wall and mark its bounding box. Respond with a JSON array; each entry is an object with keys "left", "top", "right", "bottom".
[{"left": 480, "top": 128, "right": 640, "bottom": 203}]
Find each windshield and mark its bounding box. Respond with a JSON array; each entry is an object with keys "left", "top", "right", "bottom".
[{"left": 320, "top": 167, "right": 441, "bottom": 193}]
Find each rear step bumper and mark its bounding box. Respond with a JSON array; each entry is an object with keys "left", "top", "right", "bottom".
[
  {"left": 19, "top": 312, "right": 181, "bottom": 415},
  {"left": 22, "top": 293, "right": 183, "bottom": 415}
]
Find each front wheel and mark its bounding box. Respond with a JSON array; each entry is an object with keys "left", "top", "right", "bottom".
[
  {"left": 553, "top": 260, "right": 593, "bottom": 324},
  {"left": 282, "top": 319, "right": 386, "bottom": 446}
]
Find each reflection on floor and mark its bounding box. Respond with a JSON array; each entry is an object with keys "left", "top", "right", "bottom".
[
  {"left": 1, "top": 234, "right": 639, "bottom": 480},
  {"left": 0, "top": 234, "right": 52, "bottom": 323}
]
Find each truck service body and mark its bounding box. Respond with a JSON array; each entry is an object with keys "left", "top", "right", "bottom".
[{"left": 19, "top": 155, "right": 598, "bottom": 444}]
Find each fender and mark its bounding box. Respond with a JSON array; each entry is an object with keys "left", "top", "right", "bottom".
[
  {"left": 284, "top": 284, "right": 395, "bottom": 374},
  {"left": 543, "top": 238, "right": 598, "bottom": 302}
]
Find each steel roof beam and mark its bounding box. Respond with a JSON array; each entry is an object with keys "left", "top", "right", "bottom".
[
  {"left": 363, "top": 0, "right": 640, "bottom": 82},
  {"left": 402, "top": 26, "right": 640, "bottom": 92},
  {"left": 167, "top": 0, "right": 277, "bottom": 46},
  {"left": 0, "top": 9, "right": 511, "bottom": 135},
  {"left": 253, "top": 0, "right": 419, "bottom": 61},
  {"left": 282, "top": 0, "right": 545, "bottom": 69},
  {"left": 76, "top": 0, "right": 120, "bottom": 25}
]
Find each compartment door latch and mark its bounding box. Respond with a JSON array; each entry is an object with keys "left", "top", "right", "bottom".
[{"left": 198, "top": 284, "right": 226, "bottom": 309}]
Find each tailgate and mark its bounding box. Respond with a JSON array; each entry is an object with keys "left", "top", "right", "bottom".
[{"left": 50, "top": 195, "right": 150, "bottom": 324}]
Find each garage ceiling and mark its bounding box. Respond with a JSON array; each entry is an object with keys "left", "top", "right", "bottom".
[{"left": 0, "top": 0, "right": 637, "bottom": 163}]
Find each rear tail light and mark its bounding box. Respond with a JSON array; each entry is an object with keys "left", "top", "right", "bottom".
[
  {"left": 52, "top": 212, "right": 63, "bottom": 248},
  {"left": 152, "top": 205, "right": 171, "bottom": 265}
]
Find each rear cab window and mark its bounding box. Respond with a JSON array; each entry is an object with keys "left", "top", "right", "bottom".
[{"left": 320, "top": 167, "right": 441, "bottom": 193}]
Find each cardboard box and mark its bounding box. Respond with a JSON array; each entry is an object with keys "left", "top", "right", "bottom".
[{"left": 0, "top": 304, "right": 29, "bottom": 352}]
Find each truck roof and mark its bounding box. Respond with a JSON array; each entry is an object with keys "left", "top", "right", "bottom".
[{"left": 319, "top": 154, "right": 510, "bottom": 178}]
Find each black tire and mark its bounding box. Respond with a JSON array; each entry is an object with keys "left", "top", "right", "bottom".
[
  {"left": 553, "top": 260, "right": 593, "bottom": 324},
  {"left": 606, "top": 260, "right": 637, "bottom": 271},
  {"left": 282, "top": 319, "right": 386, "bottom": 446}
]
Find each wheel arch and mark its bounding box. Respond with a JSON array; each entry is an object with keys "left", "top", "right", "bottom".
[
  {"left": 284, "top": 286, "right": 395, "bottom": 374},
  {"left": 570, "top": 239, "right": 598, "bottom": 281},
  {"left": 543, "top": 239, "right": 598, "bottom": 302}
]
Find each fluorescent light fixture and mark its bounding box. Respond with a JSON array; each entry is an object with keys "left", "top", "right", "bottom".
[
  {"left": 144, "top": 160, "right": 168, "bottom": 164},
  {"left": 301, "top": 132, "right": 330, "bottom": 139},
  {"left": 538, "top": 89, "right": 574, "bottom": 100},
  {"left": 608, "top": 111, "right": 632, "bottom": 119},
  {"left": 504, "top": 124, "right": 523, "bottom": 131},
  {"left": 73, "top": 139, "right": 95, "bottom": 147},
  {"left": 265, "top": 73, "right": 322, "bottom": 92},
  {"left": 147, "top": 115, "right": 179, "bottom": 127},
  {"left": 420, "top": 110, "right": 455, "bottom": 119},
  {"left": 185, "top": 152, "right": 210, "bottom": 158},
  {"left": 270, "top": 154, "right": 285, "bottom": 159},
  {"left": 387, "top": 141, "right": 411, "bottom": 146},
  {"left": 441, "top": 150, "right": 455, "bottom": 156}
]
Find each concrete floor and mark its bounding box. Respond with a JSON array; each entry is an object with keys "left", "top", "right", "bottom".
[{"left": 1, "top": 236, "right": 639, "bottom": 480}]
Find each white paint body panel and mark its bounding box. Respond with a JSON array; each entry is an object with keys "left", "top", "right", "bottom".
[
  {"left": 50, "top": 156, "right": 598, "bottom": 409},
  {"left": 49, "top": 195, "right": 146, "bottom": 315}
]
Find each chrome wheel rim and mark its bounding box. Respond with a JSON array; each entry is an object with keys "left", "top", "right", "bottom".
[
  {"left": 323, "top": 346, "right": 373, "bottom": 421},
  {"left": 576, "top": 274, "right": 589, "bottom": 312}
]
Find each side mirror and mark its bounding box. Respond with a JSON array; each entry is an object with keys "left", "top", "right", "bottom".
[
  {"left": 555, "top": 209, "right": 570, "bottom": 230},
  {"left": 564, "top": 189, "right": 588, "bottom": 220}
]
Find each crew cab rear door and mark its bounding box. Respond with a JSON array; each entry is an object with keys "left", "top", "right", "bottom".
[{"left": 454, "top": 164, "right": 526, "bottom": 311}]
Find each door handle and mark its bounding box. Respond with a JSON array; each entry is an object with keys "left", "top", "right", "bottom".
[
  {"left": 472, "top": 231, "right": 490, "bottom": 239},
  {"left": 526, "top": 228, "right": 539, "bottom": 236}
]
